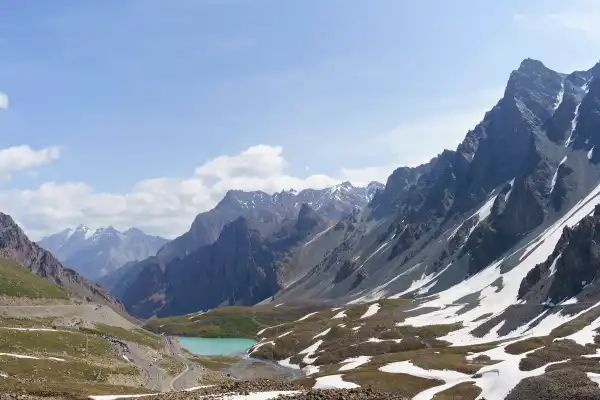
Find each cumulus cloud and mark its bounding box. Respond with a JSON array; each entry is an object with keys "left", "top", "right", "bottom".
[
  {"left": 0, "top": 144, "right": 389, "bottom": 240},
  {"left": 0, "top": 145, "right": 60, "bottom": 180}
]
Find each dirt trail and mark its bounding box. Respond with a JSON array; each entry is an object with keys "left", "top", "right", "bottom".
[{"left": 0, "top": 304, "right": 137, "bottom": 329}]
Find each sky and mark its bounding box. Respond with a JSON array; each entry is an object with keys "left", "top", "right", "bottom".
[{"left": 0, "top": 0, "right": 599, "bottom": 240}]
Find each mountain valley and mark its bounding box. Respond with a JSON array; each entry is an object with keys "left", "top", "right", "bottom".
[{"left": 7, "top": 58, "right": 600, "bottom": 399}]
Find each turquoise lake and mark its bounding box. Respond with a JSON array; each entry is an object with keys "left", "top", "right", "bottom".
[{"left": 177, "top": 337, "right": 257, "bottom": 356}]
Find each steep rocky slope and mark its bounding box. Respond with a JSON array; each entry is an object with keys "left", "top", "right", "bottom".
[
  {"left": 120, "top": 204, "right": 332, "bottom": 317},
  {"left": 0, "top": 213, "right": 123, "bottom": 309},
  {"left": 275, "top": 59, "right": 600, "bottom": 308},
  {"left": 39, "top": 225, "right": 167, "bottom": 282},
  {"left": 156, "top": 181, "right": 383, "bottom": 263},
  {"left": 113, "top": 182, "right": 380, "bottom": 308}
]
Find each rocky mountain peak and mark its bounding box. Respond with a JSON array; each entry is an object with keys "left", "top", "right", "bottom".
[
  {"left": 123, "top": 227, "right": 144, "bottom": 236},
  {"left": 295, "top": 204, "right": 324, "bottom": 232},
  {"left": 589, "top": 61, "right": 600, "bottom": 78},
  {"left": 518, "top": 58, "right": 548, "bottom": 73}
]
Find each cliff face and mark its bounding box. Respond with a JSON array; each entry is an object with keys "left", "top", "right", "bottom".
[
  {"left": 120, "top": 205, "right": 328, "bottom": 318},
  {"left": 0, "top": 213, "right": 123, "bottom": 310}
]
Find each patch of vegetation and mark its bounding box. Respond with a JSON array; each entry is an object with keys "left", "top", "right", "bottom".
[
  {"left": 505, "top": 336, "right": 551, "bottom": 355},
  {"left": 345, "top": 371, "right": 442, "bottom": 396},
  {"left": 158, "top": 355, "right": 185, "bottom": 375},
  {"left": 80, "top": 323, "right": 162, "bottom": 349},
  {"left": 399, "top": 323, "right": 463, "bottom": 339},
  {"left": 190, "top": 355, "right": 240, "bottom": 371},
  {"left": 0, "top": 357, "right": 142, "bottom": 397},
  {"left": 0, "top": 329, "right": 117, "bottom": 359},
  {"left": 344, "top": 304, "right": 371, "bottom": 320},
  {"left": 412, "top": 352, "right": 486, "bottom": 375},
  {"left": 550, "top": 306, "right": 600, "bottom": 338},
  {"left": 434, "top": 382, "right": 481, "bottom": 399},
  {"left": 519, "top": 339, "right": 590, "bottom": 371},
  {"left": 379, "top": 298, "right": 413, "bottom": 307},
  {"left": 0, "top": 257, "right": 69, "bottom": 300},
  {"left": 146, "top": 304, "right": 327, "bottom": 339}
]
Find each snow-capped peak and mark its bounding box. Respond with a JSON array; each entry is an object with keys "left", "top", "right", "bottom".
[
  {"left": 329, "top": 181, "right": 354, "bottom": 195},
  {"left": 73, "top": 224, "right": 95, "bottom": 240}
]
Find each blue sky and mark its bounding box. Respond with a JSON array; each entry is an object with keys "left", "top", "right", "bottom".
[{"left": 0, "top": 0, "right": 599, "bottom": 239}]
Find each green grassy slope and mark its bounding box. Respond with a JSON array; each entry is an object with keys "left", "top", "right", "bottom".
[
  {"left": 145, "top": 303, "right": 327, "bottom": 338},
  {"left": 0, "top": 257, "right": 69, "bottom": 300}
]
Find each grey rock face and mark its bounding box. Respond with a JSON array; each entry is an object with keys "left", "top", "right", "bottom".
[
  {"left": 156, "top": 181, "right": 382, "bottom": 263},
  {"left": 519, "top": 205, "right": 600, "bottom": 304},
  {"left": 119, "top": 205, "right": 329, "bottom": 318},
  {"left": 273, "top": 58, "right": 600, "bottom": 307}
]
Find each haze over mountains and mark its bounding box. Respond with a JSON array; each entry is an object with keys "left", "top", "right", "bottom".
[{"left": 38, "top": 225, "right": 168, "bottom": 282}]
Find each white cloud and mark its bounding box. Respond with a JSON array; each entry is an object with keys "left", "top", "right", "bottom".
[
  {"left": 0, "top": 145, "right": 60, "bottom": 180},
  {"left": 0, "top": 144, "right": 385, "bottom": 240},
  {"left": 0, "top": 92, "right": 8, "bottom": 109},
  {"left": 340, "top": 165, "right": 395, "bottom": 185},
  {"left": 364, "top": 87, "right": 503, "bottom": 168},
  {"left": 514, "top": 0, "right": 600, "bottom": 42}
]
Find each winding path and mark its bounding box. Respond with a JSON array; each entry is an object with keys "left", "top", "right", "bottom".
[{"left": 164, "top": 336, "right": 202, "bottom": 391}]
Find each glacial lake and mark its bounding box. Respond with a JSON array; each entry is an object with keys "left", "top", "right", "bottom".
[{"left": 177, "top": 337, "right": 257, "bottom": 356}]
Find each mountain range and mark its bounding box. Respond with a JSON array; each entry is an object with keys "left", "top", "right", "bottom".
[
  {"left": 106, "top": 181, "right": 382, "bottom": 316},
  {"left": 115, "top": 58, "right": 600, "bottom": 326},
  {"left": 38, "top": 225, "right": 168, "bottom": 282}
]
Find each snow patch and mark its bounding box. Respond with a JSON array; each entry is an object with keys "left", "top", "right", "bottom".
[
  {"left": 339, "top": 356, "right": 371, "bottom": 371},
  {"left": 298, "top": 340, "right": 323, "bottom": 364},
  {"left": 297, "top": 312, "right": 319, "bottom": 322},
  {"left": 360, "top": 303, "right": 380, "bottom": 319},
  {"left": 303, "top": 365, "right": 321, "bottom": 376},
  {"left": 561, "top": 315, "right": 600, "bottom": 346},
  {"left": 505, "top": 178, "right": 516, "bottom": 202},
  {"left": 304, "top": 225, "right": 335, "bottom": 247},
  {"left": 278, "top": 357, "right": 301, "bottom": 370},
  {"left": 565, "top": 103, "right": 582, "bottom": 147},
  {"left": 313, "top": 374, "right": 360, "bottom": 389},
  {"left": 554, "top": 82, "right": 565, "bottom": 110},
  {"left": 0, "top": 353, "right": 65, "bottom": 361},
  {"left": 313, "top": 328, "right": 331, "bottom": 339},
  {"left": 550, "top": 156, "right": 567, "bottom": 193}
]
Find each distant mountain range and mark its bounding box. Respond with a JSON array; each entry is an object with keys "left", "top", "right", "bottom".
[{"left": 38, "top": 225, "right": 168, "bottom": 282}]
